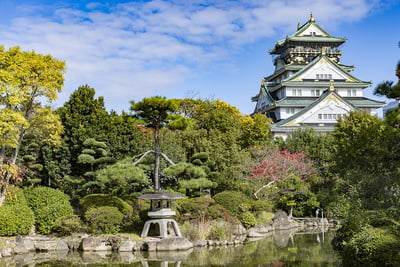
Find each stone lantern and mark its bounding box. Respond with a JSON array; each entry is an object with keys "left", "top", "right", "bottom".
[{"left": 138, "top": 191, "right": 185, "bottom": 238}]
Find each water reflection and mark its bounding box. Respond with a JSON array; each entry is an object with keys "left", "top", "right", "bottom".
[{"left": 2, "top": 229, "right": 340, "bottom": 267}]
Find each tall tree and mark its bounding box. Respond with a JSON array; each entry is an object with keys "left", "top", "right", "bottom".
[
  {"left": 332, "top": 111, "right": 400, "bottom": 209},
  {"left": 130, "top": 96, "right": 178, "bottom": 191},
  {"left": 57, "top": 85, "right": 109, "bottom": 175},
  {"left": 0, "top": 46, "right": 65, "bottom": 205}
]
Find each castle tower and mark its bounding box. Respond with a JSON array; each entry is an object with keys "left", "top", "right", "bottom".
[{"left": 252, "top": 14, "right": 385, "bottom": 139}]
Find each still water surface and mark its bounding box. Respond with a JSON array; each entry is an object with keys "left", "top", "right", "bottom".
[{"left": 5, "top": 229, "right": 340, "bottom": 266}]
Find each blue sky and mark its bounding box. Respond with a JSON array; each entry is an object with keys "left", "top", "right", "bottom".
[{"left": 0, "top": 0, "right": 399, "bottom": 114}]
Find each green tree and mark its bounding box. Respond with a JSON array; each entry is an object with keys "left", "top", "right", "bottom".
[
  {"left": 176, "top": 99, "right": 250, "bottom": 192},
  {"left": 239, "top": 114, "right": 272, "bottom": 149},
  {"left": 57, "top": 85, "right": 109, "bottom": 175},
  {"left": 374, "top": 61, "right": 400, "bottom": 99},
  {"left": 0, "top": 46, "right": 65, "bottom": 206},
  {"left": 88, "top": 158, "right": 149, "bottom": 196},
  {"left": 130, "top": 96, "right": 178, "bottom": 191},
  {"left": 332, "top": 111, "right": 400, "bottom": 209}
]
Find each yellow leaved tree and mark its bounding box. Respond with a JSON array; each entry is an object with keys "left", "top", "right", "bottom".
[{"left": 0, "top": 46, "right": 65, "bottom": 206}]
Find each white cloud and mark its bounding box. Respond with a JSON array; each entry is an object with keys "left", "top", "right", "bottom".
[{"left": 0, "top": 0, "right": 381, "bottom": 111}]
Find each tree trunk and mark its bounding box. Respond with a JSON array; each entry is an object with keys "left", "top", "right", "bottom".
[
  {"left": 153, "top": 125, "right": 160, "bottom": 192},
  {"left": 253, "top": 181, "right": 276, "bottom": 200}
]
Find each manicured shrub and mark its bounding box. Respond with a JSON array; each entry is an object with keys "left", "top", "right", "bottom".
[
  {"left": 24, "top": 186, "right": 73, "bottom": 234},
  {"left": 251, "top": 200, "right": 274, "bottom": 212},
  {"left": 0, "top": 204, "right": 34, "bottom": 236},
  {"left": 4, "top": 185, "right": 27, "bottom": 206},
  {"left": 84, "top": 206, "right": 124, "bottom": 234},
  {"left": 213, "top": 191, "right": 250, "bottom": 216},
  {"left": 240, "top": 211, "right": 257, "bottom": 229},
  {"left": 206, "top": 203, "right": 230, "bottom": 220},
  {"left": 176, "top": 196, "right": 216, "bottom": 220},
  {"left": 53, "top": 215, "right": 87, "bottom": 236},
  {"left": 342, "top": 227, "right": 400, "bottom": 266},
  {"left": 80, "top": 194, "right": 133, "bottom": 215}
]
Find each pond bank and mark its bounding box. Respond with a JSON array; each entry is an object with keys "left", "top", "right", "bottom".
[{"left": 0, "top": 212, "right": 336, "bottom": 259}]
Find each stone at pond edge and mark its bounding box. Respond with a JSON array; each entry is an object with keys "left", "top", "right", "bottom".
[
  {"left": 272, "top": 211, "right": 297, "bottom": 230},
  {"left": 118, "top": 241, "right": 135, "bottom": 252},
  {"left": 156, "top": 237, "right": 193, "bottom": 251},
  {"left": 0, "top": 247, "right": 13, "bottom": 257},
  {"left": 56, "top": 240, "right": 69, "bottom": 251},
  {"left": 142, "top": 240, "right": 157, "bottom": 251},
  {"left": 192, "top": 239, "right": 207, "bottom": 247}
]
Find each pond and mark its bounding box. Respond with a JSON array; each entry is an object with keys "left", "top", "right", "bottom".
[{"left": 2, "top": 229, "right": 340, "bottom": 266}]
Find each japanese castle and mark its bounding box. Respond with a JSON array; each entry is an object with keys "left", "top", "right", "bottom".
[{"left": 252, "top": 14, "right": 385, "bottom": 139}]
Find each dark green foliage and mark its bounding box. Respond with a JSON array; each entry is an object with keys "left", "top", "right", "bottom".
[
  {"left": 79, "top": 194, "right": 133, "bottom": 216},
  {"left": 84, "top": 206, "right": 124, "bottom": 234},
  {"left": 333, "top": 111, "right": 400, "bottom": 210},
  {"left": 240, "top": 211, "right": 257, "bottom": 229},
  {"left": 175, "top": 196, "right": 230, "bottom": 221},
  {"left": 251, "top": 200, "right": 274, "bottom": 212},
  {"left": 53, "top": 215, "right": 86, "bottom": 236},
  {"left": 24, "top": 186, "right": 73, "bottom": 234},
  {"left": 341, "top": 227, "right": 400, "bottom": 267},
  {"left": 374, "top": 61, "right": 400, "bottom": 99},
  {"left": 57, "top": 85, "right": 110, "bottom": 175},
  {"left": 213, "top": 191, "right": 250, "bottom": 216},
  {"left": 281, "top": 127, "right": 335, "bottom": 165},
  {"left": 0, "top": 204, "right": 34, "bottom": 236},
  {"left": 332, "top": 204, "right": 366, "bottom": 252}
]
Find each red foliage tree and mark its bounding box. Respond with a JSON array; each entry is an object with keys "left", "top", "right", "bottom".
[{"left": 249, "top": 148, "right": 315, "bottom": 199}]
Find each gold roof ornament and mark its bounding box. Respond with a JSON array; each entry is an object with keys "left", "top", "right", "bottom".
[
  {"left": 329, "top": 80, "right": 335, "bottom": 91},
  {"left": 310, "top": 12, "right": 315, "bottom": 22}
]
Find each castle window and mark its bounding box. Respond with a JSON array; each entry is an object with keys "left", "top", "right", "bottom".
[
  {"left": 286, "top": 108, "right": 295, "bottom": 114},
  {"left": 292, "top": 89, "right": 302, "bottom": 96},
  {"left": 311, "top": 89, "right": 320, "bottom": 96},
  {"left": 316, "top": 74, "right": 332, "bottom": 80}
]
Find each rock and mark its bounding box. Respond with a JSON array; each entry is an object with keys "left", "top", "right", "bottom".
[
  {"left": 272, "top": 211, "right": 297, "bottom": 230},
  {"left": 1, "top": 247, "right": 13, "bottom": 257},
  {"left": 13, "top": 243, "right": 29, "bottom": 254},
  {"left": 156, "top": 237, "right": 193, "bottom": 251},
  {"left": 133, "top": 241, "right": 143, "bottom": 251},
  {"left": 17, "top": 238, "right": 35, "bottom": 252},
  {"left": 79, "top": 237, "right": 95, "bottom": 251},
  {"left": 56, "top": 240, "right": 69, "bottom": 251},
  {"left": 247, "top": 228, "right": 267, "bottom": 238},
  {"left": 66, "top": 240, "right": 80, "bottom": 250},
  {"left": 192, "top": 240, "right": 207, "bottom": 247},
  {"left": 118, "top": 241, "right": 135, "bottom": 252},
  {"left": 142, "top": 240, "right": 158, "bottom": 251},
  {"left": 93, "top": 241, "right": 112, "bottom": 251},
  {"left": 232, "top": 224, "right": 247, "bottom": 236},
  {"left": 34, "top": 240, "right": 58, "bottom": 251}
]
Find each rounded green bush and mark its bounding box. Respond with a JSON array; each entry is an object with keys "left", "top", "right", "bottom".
[
  {"left": 80, "top": 194, "right": 133, "bottom": 215},
  {"left": 342, "top": 227, "right": 400, "bottom": 266},
  {"left": 251, "top": 200, "right": 274, "bottom": 212},
  {"left": 4, "top": 185, "right": 27, "bottom": 206},
  {"left": 176, "top": 196, "right": 216, "bottom": 220},
  {"left": 53, "top": 215, "right": 86, "bottom": 236},
  {"left": 24, "top": 186, "right": 73, "bottom": 234},
  {"left": 0, "top": 204, "right": 34, "bottom": 236},
  {"left": 84, "top": 206, "right": 124, "bottom": 234},
  {"left": 213, "top": 191, "right": 250, "bottom": 216},
  {"left": 240, "top": 211, "right": 257, "bottom": 229}
]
